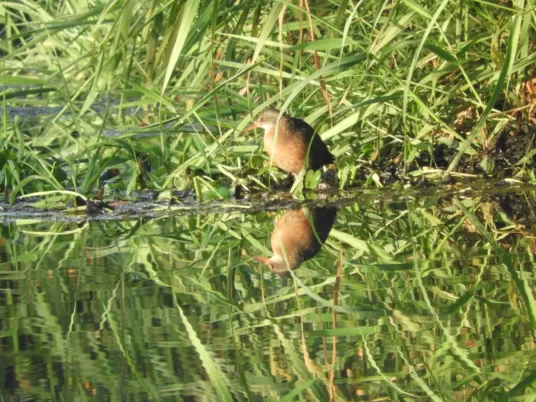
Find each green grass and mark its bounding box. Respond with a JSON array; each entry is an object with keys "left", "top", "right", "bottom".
[
  {"left": 2, "top": 1, "right": 536, "bottom": 400},
  {"left": 1, "top": 0, "right": 536, "bottom": 201},
  {"left": 3, "top": 189, "right": 536, "bottom": 399}
]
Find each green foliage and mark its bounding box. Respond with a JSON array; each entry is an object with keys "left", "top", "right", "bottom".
[
  {"left": 2, "top": 0, "right": 536, "bottom": 399},
  {"left": 2, "top": 0, "right": 535, "bottom": 198},
  {"left": 3, "top": 190, "right": 536, "bottom": 399}
]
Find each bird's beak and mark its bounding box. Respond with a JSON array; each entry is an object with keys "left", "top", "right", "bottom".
[
  {"left": 253, "top": 255, "right": 290, "bottom": 276},
  {"left": 242, "top": 120, "right": 258, "bottom": 134},
  {"left": 252, "top": 255, "right": 270, "bottom": 265}
]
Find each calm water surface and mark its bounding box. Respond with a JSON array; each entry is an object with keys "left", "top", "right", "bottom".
[{"left": 2, "top": 189, "right": 536, "bottom": 401}]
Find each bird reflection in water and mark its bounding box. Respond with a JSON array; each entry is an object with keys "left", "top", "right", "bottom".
[{"left": 253, "top": 207, "right": 338, "bottom": 275}]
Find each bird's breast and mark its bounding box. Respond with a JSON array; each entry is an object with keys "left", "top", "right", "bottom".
[
  {"left": 263, "top": 129, "right": 307, "bottom": 175},
  {"left": 263, "top": 129, "right": 276, "bottom": 158},
  {"left": 271, "top": 210, "right": 315, "bottom": 268}
]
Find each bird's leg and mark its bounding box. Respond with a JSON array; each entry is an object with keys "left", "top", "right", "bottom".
[
  {"left": 272, "top": 172, "right": 295, "bottom": 191},
  {"left": 282, "top": 172, "right": 295, "bottom": 189},
  {"left": 319, "top": 164, "right": 339, "bottom": 189}
]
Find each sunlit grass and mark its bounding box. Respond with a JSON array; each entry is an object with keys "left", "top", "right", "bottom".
[
  {"left": 3, "top": 189, "right": 536, "bottom": 399},
  {"left": 2, "top": 1, "right": 536, "bottom": 399},
  {"left": 2, "top": 0, "right": 535, "bottom": 201}
]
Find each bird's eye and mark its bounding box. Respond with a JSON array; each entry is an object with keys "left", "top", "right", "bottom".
[{"left": 260, "top": 116, "right": 265, "bottom": 121}]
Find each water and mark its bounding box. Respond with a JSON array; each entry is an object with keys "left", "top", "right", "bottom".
[{"left": 2, "top": 185, "right": 536, "bottom": 400}]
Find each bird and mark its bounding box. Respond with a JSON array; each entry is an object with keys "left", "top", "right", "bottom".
[
  {"left": 253, "top": 207, "right": 337, "bottom": 275},
  {"left": 242, "top": 108, "right": 335, "bottom": 176}
]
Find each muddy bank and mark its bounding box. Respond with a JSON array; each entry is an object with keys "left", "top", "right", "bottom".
[
  {"left": 2, "top": 181, "right": 536, "bottom": 223},
  {"left": 363, "top": 123, "right": 536, "bottom": 186}
]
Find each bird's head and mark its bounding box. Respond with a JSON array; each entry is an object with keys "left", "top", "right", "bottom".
[
  {"left": 242, "top": 108, "right": 282, "bottom": 134},
  {"left": 253, "top": 254, "right": 291, "bottom": 276}
]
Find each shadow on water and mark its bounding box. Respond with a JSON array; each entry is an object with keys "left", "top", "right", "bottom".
[{"left": 2, "top": 183, "right": 536, "bottom": 400}]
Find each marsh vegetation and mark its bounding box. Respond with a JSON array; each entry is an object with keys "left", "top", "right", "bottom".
[{"left": 2, "top": 0, "right": 536, "bottom": 400}]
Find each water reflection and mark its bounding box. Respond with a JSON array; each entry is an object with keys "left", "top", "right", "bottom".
[
  {"left": 253, "top": 206, "right": 337, "bottom": 275},
  {"left": 3, "top": 190, "right": 536, "bottom": 400}
]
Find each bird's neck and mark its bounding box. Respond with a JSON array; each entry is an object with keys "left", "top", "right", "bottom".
[
  {"left": 269, "top": 254, "right": 291, "bottom": 274},
  {"left": 263, "top": 123, "right": 288, "bottom": 144}
]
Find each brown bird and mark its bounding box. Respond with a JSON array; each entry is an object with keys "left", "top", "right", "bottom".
[
  {"left": 243, "top": 108, "right": 335, "bottom": 176},
  {"left": 253, "top": 207, "right": 337, "bottom": 275}
]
